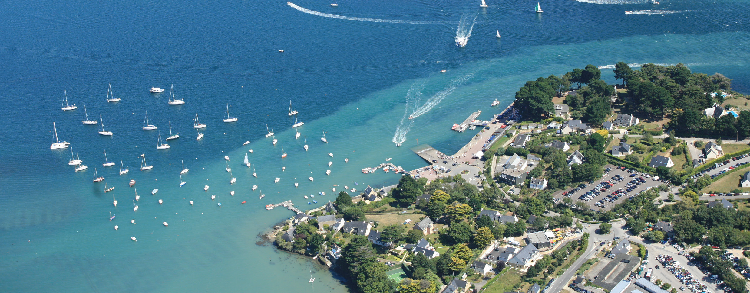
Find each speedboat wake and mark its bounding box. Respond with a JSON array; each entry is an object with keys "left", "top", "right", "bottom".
[{"left": 287, "top": 2, "right": 444, "bottom": 25}]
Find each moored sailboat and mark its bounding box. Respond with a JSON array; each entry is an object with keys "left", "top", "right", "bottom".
[
  {"left": 223, "top": 104, "right": 237, "bottom": 123},
  {"left": 103, "top": 150, "right": 115, "bottom": 167},
  {"left": 193, "top": 114, "right": 206, "bottom": 129},
  {"left": 50, "top": 122, "right": 70, "bottom": 150},
  {"left": 98, "top": 116, "right": 113, "bottom": 136},
  {"left": 142, "top": 111, "right": 157, "bottom": 130},
  {"left": 82, "top": 104, "right": 98, "bottom": 125},
  {"left": 535, "top": 2, "right": 543, "bottom": 13},
  {"left": 106, "top": 83, "right": 121, "bottom": 102},
  {"left": 167, "top": 84, "right": 185, "bottom": 105},
  {"left": 61, "top": 90, "right": 77, "bottom": 111},
  {"left": 166, "top": 121, "right": 179, "bottom": 140}
]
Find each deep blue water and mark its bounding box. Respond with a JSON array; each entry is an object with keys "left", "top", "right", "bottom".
[{"left": 1, "top": 0, "right": 750, "bottom": 291}]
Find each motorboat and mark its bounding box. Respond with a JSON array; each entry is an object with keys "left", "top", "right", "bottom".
[
  {"left": 225, "top": 155, "right": 230, "bottom": 161},
  {"left": 328, "top": 153, "right": 333, "bottom": 157},
  {"left": 114, "top": 225, "right": 118, "bottom": 230},
  {"left": 281, "top": 151, "right": 287, "bottom": 159},
  {"left": 252, "top": 168, "right": 257, "bottom": 177},
  {"left": 260, "top": 193, "right": 265, "bottom": 199},
  {"left": 230, "top": 177, "right": 236, "bottom": 184},
  {"left": 326, "top": 170, "right": 331, "bottom": 175},
  {"left": 142, "top": 111, "right": 157, "bottom": 130},
  {"left": 159, "top": 199, "right": 163, "bottom": 204},
  {"left": 133, "top": 204, "right": 138, "bottom": 211},
  {"left": 190, "top": 200, "right": 193, "bottom": 205},
  {"left": 167, "top": 84, "right": 185, "bottom": 105},
  {"left": 50, "top": 122, "right": 70, "bottom": 150},
  {"left": 292, "top": 118, "right": 304, "bottom": 128},
  {"left": 113, "top": 195, "right": 117, "bottom": 206},
  {"left": 345, "top": 158, "right": 349, "bottom": 163},
  {"left": 166, "top": 122, "right": 179, "bottom": 140},
  {"left": 266, "top": 204, "right": 273, "bottom": 210},
  {"left": 61, "top": 90, "right": 77, "bottom": 111},
  {"left": 103, "top": 150, "right": 115, "bottom": 167},
  {"left": 308, "top": 177, "right": 313, "bottom": 181},
  {"left": 275, "top": 178, "right": 280, "bottom": 183},
  {"left": 120, "top": 161, "right": 129, "bottom": 175},
  {"left": 496, "top": 30, "right": 501, "bottom": 39},
  {"left": 193, "top": 114, "right": 206, "bottom": 129},
  {"left": 330, "top": 3, "right": 337, "bottom": 7},
  {"left": 152, "top": 189, "right": 158, "bottom": 195},
  {"left": 156, "top": 132, "right": 170, "bottom": 150},
  {"left": 272, "top": 138, "right": 277, "bottom": 145},
  {"left": 304, "top": 144, "right": 308, "bottom": 151},
  {"left": 211, "top": 194, "right": 216, "bottom": 200},
  {"left": 282, "top": 166, "right": 286, "bottom": 172},
  {"left": 150, "top": 87, "right": 165, "bottom": 93},
  {"left": 295, "top": 182, "right": 299, "bottom": 188},
  {"left": 134, "top": 188, "right": 140, "bottom": 201},
  {"left": 98, "top": 116, "right": 113, "bottom": 136},
  {"left": 243, "top": 141, "right": 250, "bottom": 145},
  {"left": 252, "top": 185, "right": 257, "bottom": 191},
  {"left": 230, "top": 191, "right": 235, "bottom": 196},
  {"left": 130, "top": 179, "right": 136, "bottom": 187},
  {"left": 328, "top": 161, "right": 332, "bottom": 167},
  {"left": 75, "top": 164, "right": 88, "bottom": 172},
  {"left": 197, "top": 132, "right": 204, "bottom": 140},
  {"left": 295, "top": 129, "right": 300, "bottom": 140},
  {"left": 106, "top": 84, "right": 120, "bottom": 102},
  {"left": 180, "top": 180, "right": 187, "bottom": 187},
  {"left": 163, "top": 222, "right": 168, "bottom": 226},
  {"left": 491, "top": 99, "right": 500, "bottom": 106},
  {"left": 131, "top": 236, "right": 137, "bottom": 241},
  {"left": 223, "top": 104, "right": 237, "bottom": 122},
  {"left": 248, "top": 149, "right": 253, "bottom": 153},
  {"left": 82, "top": 104, "right": 98, "bottom": 125},
  {"left": 204, "top": 185, "right": 209, "bottom": 191}
]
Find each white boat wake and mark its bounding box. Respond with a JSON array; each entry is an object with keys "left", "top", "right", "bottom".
[
  {"left": 624, "top": 10, "right": 688, "bottom": 15},
  {"left": 287, "top": 2, "right": 443, "bottom": 25},
  {"left": 392, "top": 72, "right": 475, "bottom": 145},
  {"left": 454, "top": 14, "right": 477, "bottom": 47},
  {"left": 574, "top": 0, "right": 650, "bottom": 4}
]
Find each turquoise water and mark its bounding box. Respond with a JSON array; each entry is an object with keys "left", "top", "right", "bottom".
[{"left": 1, "top": 0, "right": 750, "bottom": 291}]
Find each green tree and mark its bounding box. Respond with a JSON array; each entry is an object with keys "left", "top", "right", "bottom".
[
  {"left": 336, "top": 191, "right": 353, "bottom": 207},
  {"left": 614, "top": 62, "right": 633, "bottom": 86},
  {"left": 405, "top": 229, "right": 425, "bottom": 244},
  {"left": 445, "top": 202, "right": 473, "bottom": 224},
  {"left": 357, "top": 261, "right": 396, "bottom": 293},
  {"left": 473, "top": 227, "right": 494, "bottom": 248},
  {"left": 514, "top": 79, "right": 556, "bottom": 121},
  {"left": 443, "top": 221, "right": 472, "bottom": 244},
  {"left": 599, "top": 222, "right": 612, "bottom": 234},
  {"left": 393, "top": 175, "right": 423, "bottom": 207},
  {"left": 380, "top": 224, "right": 406, "bottom": 244},
  {"left": 581, "top": 64, "right": 602, "bottom": 84},
  {"left": 583, "top": 96, "right": 612, "bottom": 126},
  {"left": 425, "top": 201, "right": 446, "bottom": 220},
  {"left": 343, "top": 207, "right": 366, "bottom": 221},
  {"left": 588, "top": 133, "right": 607, "bottom": 152},
  {"left": 645, "top": 230, "right": 665, "bottom": 242}
]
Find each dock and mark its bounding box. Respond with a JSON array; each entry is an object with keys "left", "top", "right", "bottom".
[
  {"left": 265, "top": 200, "right": 303, "bottom": 214},
  {"left": 411, "top": 144, "right": 448, "bottom": 164},
  {"left": 451, "top": 110, "right": 481, "bottom": 132}
]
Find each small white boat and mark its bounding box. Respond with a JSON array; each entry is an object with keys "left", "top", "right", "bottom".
[
  {"left": 75, "top": 164, "right": 88, "bottom": 172},
  {"left": 211, "top": 194, "right": 216, "bottom": 200},
  {"left": 159, "top": 199, "right": 163, "bottom": 204},
  {"left": 230, "top": 190, "right": 235, "bottom": 196},
  {"left": 328, "top": 153, "right": 333, "bottom": 157},
  {"left": 130, "top": 179, "right": 136, "bottom": 187},
  {"left": 332, "top": 187, "right": 336, "bottom": 192},
  {"left": 224, "top": 156, "right": 230, "bottom": 161},
  {"left": 292, "top": 117, "right": 304, "bottom": 128},
  {"left": 328, "top": 161, "right": 332, "bottom": 167},
  {"left": 68, "top": 148, "right": 82, "bottom": 166},
  {"left": 252, "top": 185, "right": 257, "bottom": 191},
  {"left": 230, "top": 177, "right": 236, "bottom": 184},
  {"left": 304, "top": 195, "right": 308, "bottom": 199},
  {"left": 93, "top": 168, "right": 104, "bottom": 182},
  {"left": 190, "top": 200, "right": 193, "bottom": 205},
  {"left": 320, "top": 192, "right": 325, "bottom": 196},
  {"left": 295, "top": 129, "right": 301, "bottom": 140},
  {"left": 281, "top": 151, "right": 287, "bottom": 159},
  {"left": 131, "top": 219, "right": 135, "bottom": 224},
  {"left": 50, "top": 122, "right": 70, "bottom": 150},
  {"left": 535, "top": 2, "right": 543, "bottom": 13},
  {"left": 156, "top": 132, "right": 170, "bottom": 150},
  {"left": 204, "top": 185, "right": 210, "bottom": 191},
  {"left": 243, "top": 141, "right": 250, "bottom": 145},
  {"left": 351, "top": 188, "right": 356, "bottom": 193},
  {"left": 140, "top": 154, "right": 153, "bottom": 171},
  {"left": 491, "top": 98, "right": 500, "bottom": 106},
  {"left": 152, "top": 189, "right": 158, "bottom": 195},
  {"left": 244, "top": 154, "right": 250, "bottom": 167},
  {"left": 304, "top": 144, "right": 308, "bottom": 151},
  {"left": 119, "top": 161, "right": 129, "bottom": 175},
  {"left": 163, "top": 222, "right": 168, "bottom": 226},
  {"left": 105, "top": 183, "right": 115, "bottom": 193},
  {"left": 248, "top": 149, "right": 254, "bottom": 153},
  {"left": 150, "top": 87, "right": 165, "bottom": 93},
  {"left": 326, "top": 170, "right": 331, "bottom": 175},
  {"left": 113, "top": 195, "right": 117, "bottom": 207},
  {"left": 385, "top": 158, "right": 391, "bottom": 161},
  {"left": 98, "top": 116, "right": 113, "bottom": 136},
  {"left": 272, "top": 138, "right": 277, "bottom": 145},
  {"left": 265, "top": 125, "right": 274, "bottom": 138},
  {"left": 61, "top": 90, "right": 77, "bottom": 111},
  {"left": 82, "top": 104, "right": 98, "bottom": 125},
  {"left": 166, "top": 121, "right": 179, "bottom": 140},
  {"left": 321, "top": 132, "right": 328, "bottom": 143},
  {"left": 330, "top": 3, "right": 337, "bottom": 6},
  {"left": 167, "top": 84, "right": 185, "bottom": 105},
  {"left": 252, "top": 168, "right": 257, "bottom": 177},
  {"left": 197, "top": 132, "right": 204, "bottom": 140},
  {"left": 495, "top": 30, "right": 501, "bottom": 39},
  {"left": 106, "top": 84, "right": 120, "bottom": 102},
  {"left": 142, "top": 111, "right": 157, "bottom": 130},
  {"left": 133, "top": 204, "right": 138, "bottom": 212},
  {"left": 180, "top": 180, "right": 187, "bottom": 187},
  {"left": 282, "top": 166, "right": 286, "bottom": 171},
  {"left": 193, "top": 114, "right": 206, "bottom": 129},
  {"left": 114, "top": 225, "right": 118, "bottom": 230},
  {"left": 103, "top": 150, "right": 115, "bottom": 167},
  {"left": 345, "top": 158, "right": 349, "bottom": 163},
  {"left": 131, "top": 236, "right": 137, "bottom": 241},
  {"left": 309, "top": 177, "right": 313, "bottom": 181},
  {"left": 480, "top": 0, "right": 488, "bottom": 8},
  {"left": 134, "top": 188, "right": 140, "bottom": 201},
  {"left": 181, "top": 160, "right": 189, "bottom": 175},
  {"left": 288, "top": 100, "right": 299, "bottom": 116},
  {"left": 294, "top": 182, "right": 299, "bottom": 188},
  {"left": 275, "top": 178, "right": 280, "bottom": 183},
  {"left": 223, "top": 104, "right": 238, "bottom": 123}
]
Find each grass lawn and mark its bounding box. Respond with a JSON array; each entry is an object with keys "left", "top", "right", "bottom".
[
  {"left": 366, "top": 212, "right": 425, "bottom": 227},
  {"left": 669, "top": 151, "right": 687, "bottom": 171},
  {"left": 386, "top": 268, "right": 407, "bottom": 283},
  {"left": 737, "top": 201, "right": 750, "bottom": 212},
  {"left": 576, "top": 259, "right": 597, "bottom": 275},
  {"left": 482, "top": 268, "right": 524, "bottom": 293},
  {"left": 702, "top": 164, "right": 750, "bottom": 193},
  {"left": 721, "top": 96, "right": 750, "bottom": 112},
  {"left": 721, "top": 143, "right": 750, "bottom": 155}
]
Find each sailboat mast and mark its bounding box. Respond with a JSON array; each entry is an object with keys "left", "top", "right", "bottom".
[{"left": 53, "top": 122, "right": 60, "bottom": 143}]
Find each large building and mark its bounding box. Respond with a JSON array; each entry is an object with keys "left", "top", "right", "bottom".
[
  {"left": 499, "top": 154, "right": 529, "bottom": 185},
  {"left": 341, "top": 221, "right": 371, "bottom": 236},
  {"left": 511, "top": 133, "right": 531, "bottom": 148}
]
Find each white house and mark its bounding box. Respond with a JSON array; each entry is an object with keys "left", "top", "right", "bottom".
[{"left": 529, "top": 178, "right": 547, "bottom": 190}]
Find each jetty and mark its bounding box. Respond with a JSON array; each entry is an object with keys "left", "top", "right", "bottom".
[
  {"left": 361, "top": 162, "right": 405, "bottom": 174},
  {"left": 265, "top": 200, "right": 302, "bottom": 214},
  {"left": 411, "top": 144, "right": 448, "bottom": 164},
  {"left": 451, "top": 110, "right": 481, "bottom": 132}
]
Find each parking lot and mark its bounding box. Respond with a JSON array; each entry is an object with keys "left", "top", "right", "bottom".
[
  {"left": 553, "top": 165, "right": 666, "bottom": 211},
  {"left": 689, "top": 152, "right": 750, "bottom": 181}
]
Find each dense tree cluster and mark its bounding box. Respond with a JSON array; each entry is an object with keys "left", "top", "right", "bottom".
[
  {"left": 338, "top": 236, "right": 396, "bottom": 293},
  {"left": 692, "top": 247, "right": 748, "bottom": 293}
]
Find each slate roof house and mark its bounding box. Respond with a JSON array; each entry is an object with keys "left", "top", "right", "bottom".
[
  {"left": 546, "top": 140, "right": 570, "bottom": 152},
  {"left": 413, "top": 217, "right": 435, "bottom": 235},
  {"left": 316, "top": 215, "right": 338, "bottom": 230},
  {"left": 282, "top": 226, "right": 296, "bottom": 242},
  {"left": 703, "top": 142, "right": 724, "bottom": 159},
  {"left": 613, "top": 114, "right": 639, "bottom": 127},
  {"left": 610, "top": 239, "right": 631, "bottom": 256},
  {"left": 410, "top": 238, "right": 440, "bottom": 259},
  {"left": 341, "top": 221, "right": 371, "bottom": 236},
  {"left": 485, "top": 246, "right": 517, "bottom": 265},
  {"left": 742, "top": 171, "right": 750, "bottom": 188},
  {"left": 567, "top": 150, "right": 584, "bottom": 166},
  {"left": 511, "top": 133, "right": 531, "bottom": 148},
  {"left": 708, "top": 199, "right": 734, "bottom": 210},
  {"left": 526, "top": 231, "right": 552, "bottom": 250},
  {"left": 324, "top": 201, "right": 337, "bottom": 214},
  {"left": 648, "top": 155, "right": 674, "bottom": 168},
  {"left": 559, "top": 120, "right": 593, "bottom": 135},
  {"left": 611, "top": 142, "right": 632, "bottom": 157},
  {"left": 655, "top": 221, "right": 674, "bottom": 236},
  {"left": 472, "top": 261, "right": 494, "bottom": 276},
  {"left": 441, "top": 279, "right": 470, "bottom": 293},
  {"left": 479, "top": 209, "right": 518, "bottom": 224},
  {"left": 704, "top": 104, "right": 727, "bottom": 119},
  {"left": 507, "top": 244, "right": 539, "bottom": 269},
  {"left": 554, "top": 104, "right": 570, "bottom": 118},
  {"left": 367, "top": 230, "right": 392, "bottom": 247},
  {"left": 415, "top": 193, "right": 433, "bottom": 205}
]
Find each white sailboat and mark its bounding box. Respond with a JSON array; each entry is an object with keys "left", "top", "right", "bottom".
[
  {"left": 275, "top": 177, "right": 280, "bottom": 183},
  {"left": 75, "top": 164, "right": 88, "bottom": 172},
  {"left": 496, "top": 30, "right": 501, "bottom": 39},
  {"left": 180, "top": 160, "right": 189, "bottom": 175},
  {"left": 94, "top": 168, "right": 104, "bottom": 182},
  {"left": 197, "top": 131, "right": 204, "bottom": 140},
  {"left": 244, "top": 153, "right": 250, "bottom": 167},
  {"left": 252, "top": 185, "right": 257, "bottom": 191},
  {"left": 61, "top": 90, "right": 77, "bottom": 111},
  {"left": 113, "top": 195, "right": 117, "bottom": 207},
  {"left": 295, "top": 128, "right": 300, "bottom": 140},
  {"left": 265, "top": 124, "right": 274, "bottom": 137},
  {"left": 134, "top": 188, "right": 140, "bottom": 201},
  {"left": 156, "top": 132, "right": 170, "bottom": 149},
  {"left": 321, "top": 131, "right": 328, "bottom": 143},
  {"left": 99, "top": 116, "right": 113, "bottom": 136},
  {"left": 304, "top": 139, "right": 308, "bottom": 151},
  {"left": 105, "top": 182, "right": 115, "bottom": 192},
  {"left": 535, "top": 2, "right": 543, "bottom": 13},
  {"left": 82, "top": 104, "right": 98, "bottom": 125},
  {"left": 166, "top": 121, "right": 179, "bottom": 140},
  {"left": 50, "top": 122, "right": 70, "bottom": 150},
  {"left": 140, "top": 154, "right": 153, "bottom": 171},
  {"left": 68, "top": 148, "right": 82, "bottom": 166},
  {"left": 119, "top": 160, "right": 129, "bottom": 175},
  {"left": 193, "top": 114, "right": 206, "bottom": 129},
  {"left": 204, "top": 185, "right": 210, "bottom": 191},
  {"left": 252, "top": 168, "right": 257, "bottom": 177},
  {"left": 106, "top": 84, "right": 120, "bottom": 102},
  {"left": 292, "top": 117, "right": 304, "bottom": 128},
  {"left": 180, "top": 175, "right": 187, "bottom": 187},
  {"left": 152, "top": 189, "right": 158, "bottom": 195},
  {"left": 223, "top": 104, "right": 237, "bottom": 123},
  {"left": 288, "top": 100, "right": 298, "bottom": 116},
  {"left": 230, "top": 176, "right": 236, "bottom": 185},
  {"left": 103, "top": 150, "right": 115, "bottom": 167},
  {"left": 480, "top": 0, "right": 488, "bottom": 8},
  {"left": 142, "top": 111, "right": 157, "bottom": 130},
  {"left": 167, "top": 84, "right": 185, "bottom": 105},
  {"left": 272, "top": 137, "right": 277, "bottom": 146}
]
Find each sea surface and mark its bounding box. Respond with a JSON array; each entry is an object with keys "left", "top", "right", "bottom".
[{"left": 1, "top": 0, "right": 749, "bottom": 291}]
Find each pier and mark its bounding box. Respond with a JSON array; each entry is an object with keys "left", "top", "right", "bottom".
[
  {"left": 265, "top": 200, "right": 303, "bottom": 214},
  {"left": 451, "top": 110, "right": 481, "bottom": 132},
  {"left": 411, "top": 144, "right": 448, "bottom": 164}
]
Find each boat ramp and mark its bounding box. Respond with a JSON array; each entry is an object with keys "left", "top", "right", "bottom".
[
  {"left": 411, "top": 144, "right": 448, "bottom": 164},
  {"left": 265, "top": 200, "right": 302, "bottom": 214},
  {"left": 451, "top": 110, "right": 481, "bottom": 132}
]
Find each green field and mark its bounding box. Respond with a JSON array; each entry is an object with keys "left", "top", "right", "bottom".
[
  {"left": 721, "top": 143, "right": 750, "bottom": 155},
  {"left": 702, "top": 163, "right": 750, "bottom": 193},
  {"left": 387, "top": 268, "right": 407, "bottom": 283},
  {"left": 482, "top": 268, "right": 523, "bottom": 293}
]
